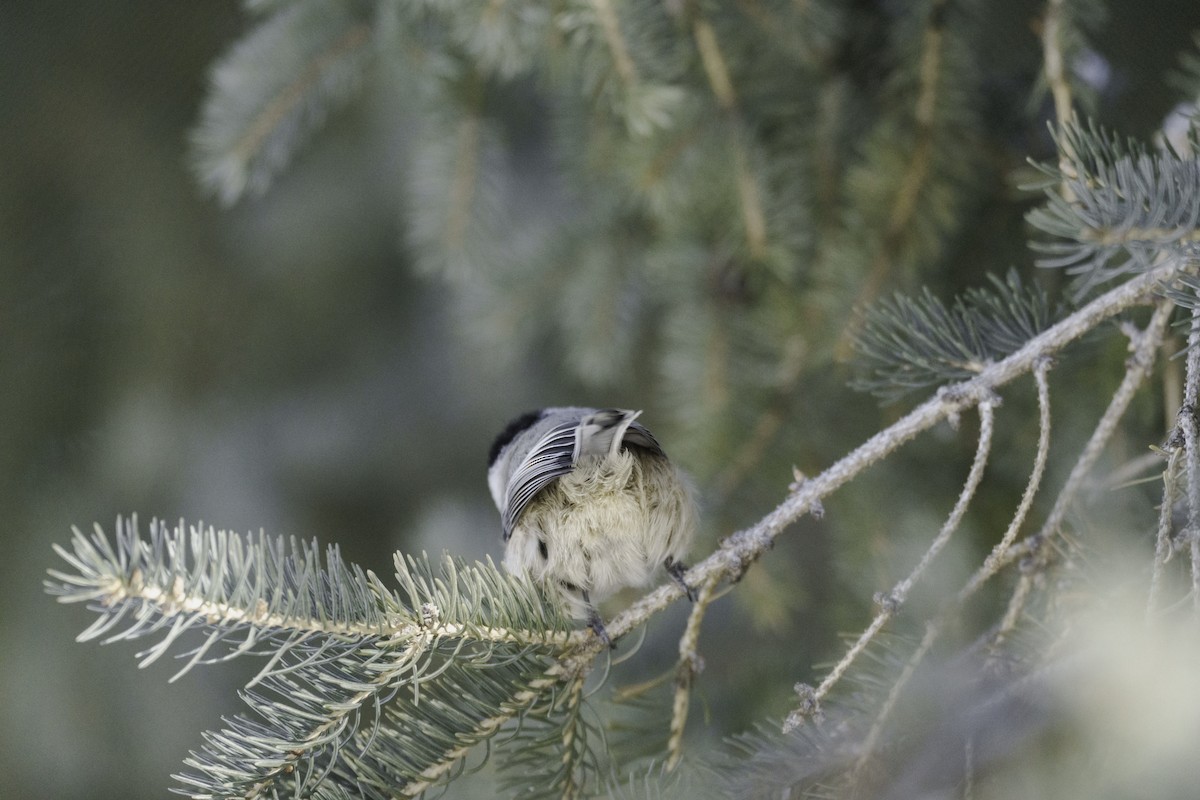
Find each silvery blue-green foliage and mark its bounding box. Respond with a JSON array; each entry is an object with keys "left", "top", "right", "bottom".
[
  {"left": 853, "top": 117, "right": 1200, "bottom": 402},
  {"left": 161, "top": 3, "right": 1200, "bottom": 798},
  {"left": 187, "top": 0, "right": 995, "bottom": 481},
  {"left": 825, "top": 0, "right": 985, "bottom": 295},
  {"left": 713, "top": 719, "right": 857, "bottom": 799},
  {"left": 1027, "top": 120, "right": 1200, "bottom": 295},
  {"left": 852, "top": 271, "right": 1061, "bottom": 401},
  {"left": 191, "top": 0, "right": 377, "bottom": 204},
  {"left": 47, "top": 517, "right": 581, "bottom": 799},
  {"left": 46, "top": 516, "right": 390, "bottom": 680}
]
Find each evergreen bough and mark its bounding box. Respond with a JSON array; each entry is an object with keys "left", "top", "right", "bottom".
[{"left": 47, "top": 2, "right": 1200, "bottom": 797}]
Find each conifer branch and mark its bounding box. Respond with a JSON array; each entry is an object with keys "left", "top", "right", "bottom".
[
  {"left": 51, "top": 259, "right": 1185, "bottom": 798},
  {"left": 496, "top": 666, "right": 601, "bottom": 800},
  {"left": 852, "top": 270, "right": 1061, "bottom": 401},
  {"left": 47, "top": 517, "right": 393, "bottom": 681},
  {"left": 590, "top": 0, "right": 638, "bottom": 87},
  {"left": 595, "top": 261, "right": 1186, "bottom": 659},
  {"left": 1041, "top": 0, "right": 1074, "bottom": 126},
  {"left": 446, "top": 75, "right": 485, "bottom": 252},
  {"left": 191, "top": 2, "right": 374, "bottom": 203},
  {"left": 1028, "top": 122, "right": 1200, "bottom": 292},
  {"left": 558, "top": 673, "right": 589, "bottom": 800},
  {"left": 48, "top": 518, "right": 589, "bottom": 799},
  {"left": 841, "top": 0, "right": 957, "bottom": 349},
  {"left": 230, "top": 23, "right": 371, "bottom": 176},
  {"left": 179, "top": 638, "right": 426, "bottom": 799},
  {"left": 691, "top": 15, "right": 768, "bottom": 258},
  {"left": 395, "top": 664, "right": 567, "bottom": 798}
]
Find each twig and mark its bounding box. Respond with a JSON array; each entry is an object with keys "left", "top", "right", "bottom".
[
  {"left": 991, "top": 570, "right": 1033, "bottom": 656},
  {"left": 1032, "top": 300, "right": 1173, "bottom": 547},
  {"left": 969, "top": 357, "right": 1056, "bottom": 587},
  {"left": 559, "top": 672, "right": 588, "bottom": 800},
  {"left": 1148, "top": 447, "right": 1180, "bottom": 616},
  {"left": 1040, "top": 0, "right": 1073, "bottom": 128},
  {"left": 1084, "top": 227, "right": 1200, "bottom": 246},
  {"left": 666, "top": 573, "right": 720, "bottom": 771},
  {"left": 991, "top": 299, "right": 1174, "bottom": 646},
  {"left": 960, "top": 357, "right": 1054, "bottom": 599},
  {"left": 845, "top": 360, "right": 1053, "bottom": 764},
  {"left": 850, "top": 621, "right": 940, "bottom": 782},
  {"left": 1041, "top": 0, "right": 1077, "bottom": 202},
  {"left": 811, "top": 399, "right": 995, "bottom": 710}
]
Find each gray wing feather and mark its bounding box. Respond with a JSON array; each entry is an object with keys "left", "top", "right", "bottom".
[
  {"left": 624, "top": 420, "right": 665, "bottom": 457},
  {"left": 502, "top": 421, "right": 578, "bottom": 540},
  {"left": 500, "top": 413, "right": 666, "bottom": 540}
]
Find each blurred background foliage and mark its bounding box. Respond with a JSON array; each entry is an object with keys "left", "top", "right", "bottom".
[{"left": 5, "top": 1, "right": 1200, "bottom": 798}]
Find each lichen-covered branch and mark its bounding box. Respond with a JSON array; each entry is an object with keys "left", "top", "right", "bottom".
[
  {"left": 666, "top": 572, "right": 721, "bottom": 770},
  {"left": 808, "top": 399, "right": 994, "bottom": 710},
  {"left": 588, "top": 261, "right": 1186, "bottom": 657},
  {"left": 1180, "top": 304, "right": 1200, "bottom": 610},
  {"left": 992, "top": 298, "right": 1174, "bottom": 645}
]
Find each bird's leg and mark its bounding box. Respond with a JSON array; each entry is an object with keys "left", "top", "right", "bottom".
[
  {"left": 664, "top": 556, "right": 697, "bottom": 601},
  {"left": 582, "top": 590, "right": 614, "bottom": 648}
]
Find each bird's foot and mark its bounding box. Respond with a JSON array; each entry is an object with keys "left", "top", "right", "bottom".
[{"left": 664, "top": 556, "right": 697, "bottom": 601}]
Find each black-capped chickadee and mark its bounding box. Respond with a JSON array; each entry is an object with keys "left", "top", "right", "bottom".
[{"left": 487, "top": 407, "right": 697, "bottom": 644}]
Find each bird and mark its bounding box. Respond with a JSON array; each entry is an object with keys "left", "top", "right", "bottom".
[{"left": 487, "top": 407, "right": 697, "bottom": 645}]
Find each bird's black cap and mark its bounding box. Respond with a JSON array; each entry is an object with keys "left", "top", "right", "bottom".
[{"left": 488, "top": 409, "right": 545, "bottom": 467}]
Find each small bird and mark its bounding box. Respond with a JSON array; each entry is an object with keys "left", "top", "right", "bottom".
[{"left": 487, "top": 407, "right": 697, "bottom": 645}]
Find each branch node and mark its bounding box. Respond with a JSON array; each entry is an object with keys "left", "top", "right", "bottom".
[
  {"left": 1018, "top": 537, "right": 1044, "bottom": 573},
  {"left": 782, "top": 683, "right": 823, "bottom": 732},
  {"left": 1167, "top": 404, "right": 1198, "bottom": 450},
  {"left": 676, "top": 652, "right": 705, "bottom": 686},
  {"left": 788, "top": 468, "right": 826, "bottom": 518},
  {"left": 874, "top": 591, "right": 901, "bottom": 614},
  {"left": 420, "top": 603, "right": 441, "bottom": 630},
  {"left": 1172, "top": 528, "right": 1194, "bottom": 552},
  {"left": 788, "top": 466, "right": 808, "bottom": 493}
]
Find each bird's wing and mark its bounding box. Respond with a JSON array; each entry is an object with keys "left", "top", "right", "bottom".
[
  {"left": 502, "top": 420, "right": 579, "bottom": 540},
  {"left": 623, "top": 419, "right": 665, "bottom": 458}
]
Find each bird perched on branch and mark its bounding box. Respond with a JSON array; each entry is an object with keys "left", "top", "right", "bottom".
[{"left": 487, "top": 407, "right": 697, "bottom": 645}]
